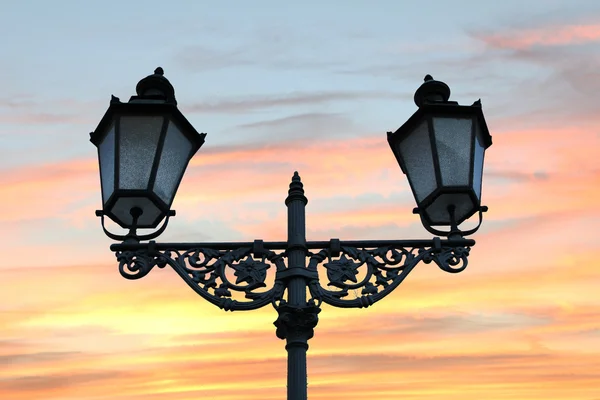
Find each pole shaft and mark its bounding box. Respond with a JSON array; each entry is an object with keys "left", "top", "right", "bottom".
[
  {"left": 285, "top": 172, "right": 308, "bottom": 400},
  {"left": 287, "top": 343, "right": 308, "bottom": 400}
]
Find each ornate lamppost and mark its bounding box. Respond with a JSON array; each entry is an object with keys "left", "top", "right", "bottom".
[{"left": 90, "top": 68, "right": 492, "bottom": 400}]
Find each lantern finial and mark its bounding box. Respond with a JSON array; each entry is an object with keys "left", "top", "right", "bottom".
[
  {"left": 134, "top": 67, "right": 177, "bottom": 104},
  {"left": 414, "top": 75, "right": 451, "bottom": 107}
]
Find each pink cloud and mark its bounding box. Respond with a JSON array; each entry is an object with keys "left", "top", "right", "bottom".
[{"left": 480, "top": 24, "right": 600, "bottom": 50}]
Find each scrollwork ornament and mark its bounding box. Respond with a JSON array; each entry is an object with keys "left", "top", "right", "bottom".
[
  {"left": 308, "top": 243, "right": 468, "bottom": 309},
  {"left": 424, "top": 246, "right": 470, "bottom": 273},
  {"left": 115, "top": 245, "right": 286, "bottom": 311},
  {"left": 117, "top": 250, "right": 165, "bottom": 279}
]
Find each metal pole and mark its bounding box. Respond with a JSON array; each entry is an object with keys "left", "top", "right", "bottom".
[
  {"left": 286, "top": 171, "right": 308, "bottom": 400},
  {"left": 275, "top": 171, "right": 314, "bottom": 400}
]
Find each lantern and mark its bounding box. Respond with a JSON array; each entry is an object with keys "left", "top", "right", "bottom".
[
  {"left": 90, "top": 68, "right": 206, "bottom": 229},
  {"left": 388, "top": 75, "right": 492, "bottom": 226}
]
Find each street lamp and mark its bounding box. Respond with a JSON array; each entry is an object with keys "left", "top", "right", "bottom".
[{"left": 91, "top": 69, "right": 492, "bottom": 400}]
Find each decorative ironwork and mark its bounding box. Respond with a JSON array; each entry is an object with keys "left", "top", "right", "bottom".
[
  {"left": 115, "top": 238, "right": 472, "bottom": 311},
  {"left": 423, "top": 244, "right": 470, "bottom": 274},
  {"left": 306, "top": 239, "right": 471, "bottom": 309},
  {"left": 117, "top": 248, "right": 165, "bottom": 279},
  {"left": 274, "top": 300, "right": 321, "bottom": 343},
  {"left": 116, "top": 241, "right": 286, "bottom": 311}
]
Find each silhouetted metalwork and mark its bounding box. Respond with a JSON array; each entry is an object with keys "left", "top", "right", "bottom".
[
  {"left": 91, "top": 69, "right": 492, "bottom": 400},
  {"left": 111, "top": 234, "right": 474, "bottom": 311},
  {"left": 115, "top": 241, "right": 287, "bottom": 311}
]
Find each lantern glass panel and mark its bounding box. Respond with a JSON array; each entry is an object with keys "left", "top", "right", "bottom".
[
  {"left": 153, "top": 121, "right": 193, "bottom": 204},
  {"left": 118, "top": 115, "right": 164, "bottom": 190},
  {"left": 397, "top": 119, "right": 437, "bottom": 202},
  {"left": 432, "top": 116, "right": 473, "bottom": 187},
  {"left": 472, "top": 121, "right": 485, "bottom": 200},
  {"left": 98, "top": 122, "right": 116, "bottom": 204}
]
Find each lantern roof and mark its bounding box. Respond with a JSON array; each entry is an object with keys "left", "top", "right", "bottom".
[
  {"left": 89, "top": 68, "right": 205, "bottom": 152},
  {"left": 89, "top": 99, "right": 205, "bottom": 152},
  {"left": 389, "top": 75, "right": 493, "bottom": 177},
  {"left": 390, "top": 102, "right": 493, "bottom": 149}
]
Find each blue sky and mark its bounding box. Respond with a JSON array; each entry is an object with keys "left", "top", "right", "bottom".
[{"left": 3, "top": 0, "right": 599, "bottom": 168}]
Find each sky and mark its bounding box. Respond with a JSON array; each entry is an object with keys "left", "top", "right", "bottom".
[{"left": 1, "top": 0, "right": 600, "bottom": 398}]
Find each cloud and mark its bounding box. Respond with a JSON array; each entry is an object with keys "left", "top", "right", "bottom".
[
  {"left": 175, "top": 45, "right": 255, "bottom": 71},
  {"left": 477, "top": 24, "right": 600, "bottom": 50},
  {"left": 0, "top": 351, "right": 80, "bottom": 366},
  {"left": 174, "top": 26, "right": 348, "bottom": 73},
  {"left": 486, "top": 170, "right": 549, "bottom": 183},
  {"left": 0, "top": 97, "right": 102, "bottom": 126},
  {"left": 0, "top": 371, "right": 124, "bottom": 393},
  {"left": 238, "top": 111, "right": 349, "bottom": 130},
  {"left": 463, "top": 23, "right": 600, "bottom": 131},
  {"left": 335, "top": 20, "right": 600, "bottom": 134},
  {"left": 184, "top": 91, "right": 408, "bottom": 114},
  {"left": 233, "top": 112, "right": 364, "bottom": 145},
  {"left": 0, "top": 158, "right": 97, "bottom": 224},
  {"left": 179, "top": 133, "right": 399, "bottom": 206},
  {"left": 175, "top": 40, "right": 337, "bottom": 73},
  {"left": 1, "top": 339, "right": 598, "bottom": 399},
  {"left": 0, "top": 112, "right": 85, "bottom": 125}
]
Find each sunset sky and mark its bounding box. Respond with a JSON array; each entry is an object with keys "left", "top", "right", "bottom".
[{"left": 1, "top": 0, "right": 600, "bottom": 399}]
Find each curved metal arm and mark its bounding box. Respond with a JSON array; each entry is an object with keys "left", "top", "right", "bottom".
[
  {"left": 116, "top": 240, "right": 287, "bottom": 311},
  {"left": 306, "top": 238, "right": 471, "bottom": 309},
  {"left": 414, "top": 206, "right": 488, "bottom": 238},
  {"left": 96, "top": 210, "right": 176, "bottom": 242}
]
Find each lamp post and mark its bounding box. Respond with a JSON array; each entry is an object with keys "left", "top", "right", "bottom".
[{"left": 90, "top": 69, "right": 492, "bottom": 400}]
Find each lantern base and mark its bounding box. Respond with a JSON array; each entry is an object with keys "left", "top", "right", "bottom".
[
  {"left": 96, "top": 209, "right": 176, "bottom": 242},
  {"left": 413, "top": 205, "right": 488, "bottom": 238}
]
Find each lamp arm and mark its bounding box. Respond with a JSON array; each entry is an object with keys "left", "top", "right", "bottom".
[
  {"left": 306, "top": 238, "right": 473, "bottom": 309},
  {"left": 111, "top": 238, "right": 473, "bottom": 311},
  {"left": 115, "top": 240, "right": 287, "bottom": 311}
]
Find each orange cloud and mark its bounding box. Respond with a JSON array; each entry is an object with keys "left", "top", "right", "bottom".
[{"left": 0, "top": 158, "right": 97, "bottom": 224}]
